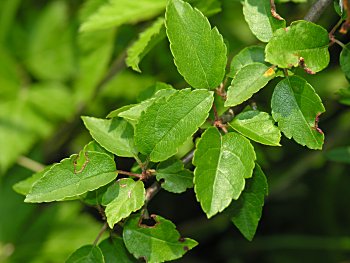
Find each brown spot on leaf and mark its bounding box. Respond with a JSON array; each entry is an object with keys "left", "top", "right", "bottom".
[
  {"left": 298, "top": 57, "right": 315, "bottom": 75},
  {"left": 73, "top": 152, "right": 89, "bottom": 174},
  {"left": 183, "top": 246, "right": 189, "bottom": 251},
  {"left": 139, "top": 214, "right": 158, "bottom": 228},
  {"left": 178, "top": 237, "right": 186, "bottom": 243},
  {"left": 263, "top": 67, "right": 275, "bottom": 77}
]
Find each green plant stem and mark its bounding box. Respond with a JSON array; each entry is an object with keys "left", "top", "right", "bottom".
[
  {"left": 16, "top": 156, "right": 45, "bottom": 172},
  {"left": 304, "top": 0, "right": 333, "bottom": 22}
]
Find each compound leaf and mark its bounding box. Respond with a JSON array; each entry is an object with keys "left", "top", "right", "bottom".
[
  {"left": 229, "top": 111, "right": 281, "bottom": 146},
  {"left": 265, "top": 20, "right": 330, "bottom": 73},
  {"left": 66, "top": 245, "right": 104, "bottom": 263},
  {"left": 103, "top": 178, "right": 145, "bottom": 228},
  {"left": 165, "top": 0, "right": 227, "bottom": 89},
  {"left": 25, "top": 142, "right": 117, "bottom": 203},
  {"left": 135, "top": 89, "right": 214, "bottom": 162},
  {"left": 228, "top": 45, "right": 266, "bottom": 78},
  {"left": 123, "top": 214, "right": 197, "bottom": 263},
  {"left": 193, "top": 127, "right": 256, "bottom": 218},
  {"left": 229, "top": 164, "right": 268, "bottom": 241},
  {"left": 243, "top": 0, "right": 286, "bottom": 42},
  {"left": 225, "top": 63, "right": 275, "bottom": 107},
  {"left": 82, "top": 116, "right": 138, "bottom": 157},
  {"left": 80, "top": 0, "right": 167, "bottom": 32},
  {"left": 156, "top": 158, "right": 193, "bottom": 193},
  {"left": 126, "top": 18, "right": 166, "bottom": 72},
  {"left": 271, "top": 76, "right": 325, "bottom": 149}
]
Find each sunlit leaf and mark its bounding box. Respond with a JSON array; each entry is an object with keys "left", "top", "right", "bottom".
[
  {"left": 135, "top": 89, "right": 214, "bottom": 162},
  {"left": 265, "top": 20, "right": 330, "bottom": 73},
  {"left": 243, "top": 0, "right": 286, "bottom": 42},
  {"left": 271, "top": 76, "right": 325, "bottom": 149},
  {"left": 25, "top": 142, "right": 117, "bottom": 203},
  {"left": 229, "top": 111, "right": 281, "bottom": 146},
  {"left": 165, "top": 0, "right": 227, "bottom": 89},
  {"left": 103, "top": 178, "right": 145, "bottom": 228},
  {"left": 80, "top": 0, "right": 166, "bottom": 32},
  {"left": 193, "top": 127, "right": 256, "bottom": 218},
  {"left": 225, "top": 63, "right": 275, "bottom": 107},
  {"left": 82, "top": 116, "right": 138, "bottom": 157}
]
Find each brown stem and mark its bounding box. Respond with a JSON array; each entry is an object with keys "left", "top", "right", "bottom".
[
  {"left": 17, "top": 156, "right": 45, "bottom": 173},
  {"left": 304, "top": 0, "right": 333, "bottom": 22},
  {"left": 270, "top": 0, "right": 284, "bottom": 21},
  {"left": 93, "top": 223, "right": 108, "bottom": 246},
  {"left": 116, "top": 170, "right": 142, "bottom": 179},
  {"left": 182, "top": 149, "right": 195, "bottom": 165},
  {"left": 145, "top": 182, "right": 162, "bottom": 204}
]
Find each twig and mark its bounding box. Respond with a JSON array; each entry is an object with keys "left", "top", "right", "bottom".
[
  {"left": 17, "top": 156, "right": 45, "bottom": 173},
  {"left": 270, "top": 0, "right": 284, "bottom": 21},
  {"left": 116, "top": 170, "right": 142, "bottom": 179},
  {"left": 304, "top": 0, "right": 333, "bottom": 22},
  {"left": 93, "top": 223, "right": 108, "bottom": 246},
  {"left": 182, "top": 149, "right": 195, "bottom": 165},
  {"left": 145, "top": 182, "right": 162, "bottom": 204}
]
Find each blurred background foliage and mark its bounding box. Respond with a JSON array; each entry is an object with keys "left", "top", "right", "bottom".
[{"left": 0, "top": 0, "right": 350, "bottom": 262}]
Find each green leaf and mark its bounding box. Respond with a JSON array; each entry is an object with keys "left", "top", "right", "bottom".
[
  {"left": 338, "top": 87, "right": 350, "bottom": 105},
  {"left": 66, "top": 245, "right": 104, "bottom": 263},
  {"left": 102, "top": 178, "right": 145, "bottom": 228},
  {"left": 165, "top": 0, "right": 227, "bottom": 89},
  {"left": 116, "top": 89, "right": 177, "bottom": 125},
  {"left": 228, "top": 45, "right": 267, "bottom": 78},
  {"left": 25, "top": 142, "right": 117, "bottom": 203},
  {"left": 271, "top": 76, "right": 325, "bottom": 150},
  {"left": 26, "top": 1, "right": 75, "bottom": 81},
  {"left": 83, "top": 184, "right": 111, "bottom": 206},
  {"left": 340, "top": 43, "right": 350, "bottom": 81},
  {"left": 82, "top": 116, "right": 138, "bottom": 157},
  {"left": 229, "top": 164, "right": 268, "bottom": 241},
  {"left": 156, "top": 158, "right": 193, "bottom": 193},
  {"left": 99, "top": 237, "right": 137, "bottom": 263},
  {"left": 0, "top": 0, "right": 21, "bottom": 43},
  {"left": 74, "top": 29, "right": 116, "bottom": 103},
  {"left": 243, "top": 0, "right": 286, "bottom": 42},
  {"left": 137, "top": 82, "right": 174, "bottom": 102},
  {"left": 0, "top": 88, "right": 56, "bottom": 173},
  {"left": 193, "top": 0, "right": 222, "bottom": 17},
  {"left": 126, "top": 18, "right": 166, "bottom": 72},
  {"left": 229, "top": 111, "right": 281, "bottom": 146},
  {"left": 0, "top": 49, "right": 20, "bottom": 99},
  {"left": 326, "top": 146, "right": 350, "bottom": 164},
  {"left": 225, "top": 63, "right": 275, "bottom": 107},
  {"left": 123, "top": 214, "right": 198, "bottom": 263},
  {"left": 135, "top": 89, "right": 214, "bottom": 162},
  {"left": 193, "top": 127, "right": 256, "bottom": 218},
  {"left": 80, "top": 0, "right": 167, "bottom": 32},
  {"left": 13, "top": 166, "right": 52, "bottom": 196},
  {"left": 265, "top": 20, "right": 330, "bottom": 73},
  {"left": 27, "top": 82, "right": 75, "bottom": 120}
]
